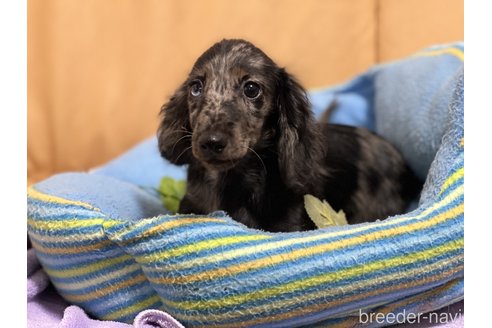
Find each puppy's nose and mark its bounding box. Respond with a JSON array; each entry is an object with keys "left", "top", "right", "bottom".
[{"left": 199, "top": 133, "right": 228, "bottom": 157}]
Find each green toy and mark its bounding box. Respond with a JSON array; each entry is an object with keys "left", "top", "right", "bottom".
[{"left": 158, "top": 177, "right": 186, "bottom": 213}]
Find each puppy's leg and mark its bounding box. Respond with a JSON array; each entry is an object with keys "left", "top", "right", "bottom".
[
  {"left": 178, "top": 196, "right": 201, "bottom": 215},
  {"left": 231, "top": 207, "right": 262, "bottom": 230},
  {"left": 266, "top": 203, "right": 317, "bottom": 232}
]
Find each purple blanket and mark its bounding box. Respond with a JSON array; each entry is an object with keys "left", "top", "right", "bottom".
[{"left": 27, "top": 247, "right": 462, "bottom": 327}]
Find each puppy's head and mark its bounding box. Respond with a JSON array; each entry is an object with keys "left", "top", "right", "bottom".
[{"left": 158, "top": 39, "right": 322, "bottom": 186}]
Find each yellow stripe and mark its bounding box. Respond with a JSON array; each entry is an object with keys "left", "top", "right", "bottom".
[
  {"left": 153, "top": 203, "right": 463, "bottom": 285},
  {"left": 61, "top": 274, "right": 148, "bottom": 302},
  {"left": 140, "top": 234, "right": 271, "bottom": 263},
  {"left": 54, "top": 263, "right": 142, "bottom": 290},
  {"left": 28, "top": 217, "right": 105, "bottom": 231},
  {"left": 149, "top": 185, "right": 463, "bottom": 273},
  {"left": 440, "top": 167, "right": 464, "bottom": 195},
  {"left": 31, "top": 238, "right": 112, "bottom": 255},
  {"left": 152, "top": 233, "right": 335, "bottom": 273},
  {"left": 103, "top": 217, "right": 155, "bottom": 236},
  {"left": 167, "top": 254, "right": 463, "bottom": 322},
  {"left": 110, "top": 217, "right": 229, "bottom": 244},
  {"left": 44, "top": 254, "right": 133, "bottom": 278},
  {"left": 103, "top": 294, "right": 162, "bottom": 321},
  {"left": 189, "top": 264, "right": 463, "bottom": 328},
  {"left": 414, "top": 47, "right": 464, "bottom": 61},
  {"left": 28, "top": 187, "right": 99, "bottom": 211},
  {"left": 166, "top": 238, "right": 462, "bottom": 311},
  {"left": 103, "top": 216, "right": 183, "bottom": 239},
  {"left": 101, "top": 219, "right": 120, "bottom": 229}
]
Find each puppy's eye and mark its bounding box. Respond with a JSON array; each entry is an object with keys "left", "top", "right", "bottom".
[
  {"left": 190, "top": 80, "right": 203, "bottom": 97},
  {"left": 243, "top": 81, "right": 261, "bottom": 99}
]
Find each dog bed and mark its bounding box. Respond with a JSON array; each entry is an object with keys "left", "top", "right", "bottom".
[{"left": 27, "top": 43, "right": 464, "bottom": 327}]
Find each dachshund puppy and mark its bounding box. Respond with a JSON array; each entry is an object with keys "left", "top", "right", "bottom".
[{"left": 158, "top": 39, "right": 421, "bottom": 232}]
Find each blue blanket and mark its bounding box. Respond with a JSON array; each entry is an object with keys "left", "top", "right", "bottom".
[{"left": 28, "top": 43, "right": 464, "bottom": 327}]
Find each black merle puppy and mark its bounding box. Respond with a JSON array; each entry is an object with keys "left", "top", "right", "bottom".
[{"left": 158, "top": 39, "right": 421, "bottom": 232}]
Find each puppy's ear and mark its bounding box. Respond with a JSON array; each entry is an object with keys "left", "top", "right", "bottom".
[
  {"left": 275, "top": 69, "right": 325, "bottom": 193},
  {"left": 158, "top": 83, "right": 193, "bottom": 165}
]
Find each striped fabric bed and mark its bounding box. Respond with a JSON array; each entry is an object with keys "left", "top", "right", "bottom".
[{"left": 27, "top": 43, "right": 464, "bottom": 327}]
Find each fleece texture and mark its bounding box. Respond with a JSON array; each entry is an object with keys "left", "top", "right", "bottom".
[{"left": 27, "top": 43, "right": 464, "bottom": 327}]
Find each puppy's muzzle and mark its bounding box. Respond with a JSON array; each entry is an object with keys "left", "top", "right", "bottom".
[{"left": 198, "top": 132, "right": 228, "bottom": 160}]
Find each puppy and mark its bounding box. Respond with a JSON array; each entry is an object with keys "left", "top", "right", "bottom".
[{"left": 158, "top": 39, "right": 421, "bottom": 232}]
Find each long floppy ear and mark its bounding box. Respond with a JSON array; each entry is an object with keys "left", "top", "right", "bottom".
[
  {"left": 157, "top": 83, "right": 193, "bottom": 165},
  {"left": 275, "top": 68, "right": 326, "bottom": 193}
]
